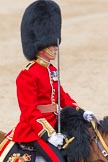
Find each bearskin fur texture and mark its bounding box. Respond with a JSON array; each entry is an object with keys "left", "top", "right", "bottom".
[{"left": 21, "top": 0, "right": 61, "bottom": 60}]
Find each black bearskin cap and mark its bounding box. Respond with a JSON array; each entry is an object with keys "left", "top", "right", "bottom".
[{"left": 21, "top": 0, "right": 62, "bottom": 60}]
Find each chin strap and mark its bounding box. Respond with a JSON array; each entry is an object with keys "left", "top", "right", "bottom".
[{"left": 44, "top": 48, "right": 55, "bottom": 57}]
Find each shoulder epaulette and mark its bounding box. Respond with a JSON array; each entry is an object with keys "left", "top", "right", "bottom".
[{"left": 24, "top": 60, "right": 35, "bottom": 70}]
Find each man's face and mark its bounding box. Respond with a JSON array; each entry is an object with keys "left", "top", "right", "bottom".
[{"left": 38, "top": 46, "right": 57, "bottom": 61}]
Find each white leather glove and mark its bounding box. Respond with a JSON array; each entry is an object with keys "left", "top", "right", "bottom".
[
  {"left": 48, "top": 133, "right": 65, "bottom": 148},
  {"left": 83, "top": 111, "right": 94, "bottom": 122}
]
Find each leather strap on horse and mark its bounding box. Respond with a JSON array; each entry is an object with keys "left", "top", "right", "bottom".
[
  {"left": 91, "top": 120, "right": 108, "bottom": 153},
  {"left": 37, "top": 104, "right": 57, "bottom": 113}
]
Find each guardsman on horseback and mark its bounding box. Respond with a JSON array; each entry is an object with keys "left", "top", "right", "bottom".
[{"left": 0, "top": 0, "right": 94, "bottom": 161}]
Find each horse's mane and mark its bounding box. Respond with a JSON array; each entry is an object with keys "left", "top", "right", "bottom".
[
  {"left": 98, "top": 116, "right": 108, "bottom": 133},
  {"left": 55, "top": 106, "right": 91, "bottom": 162}
]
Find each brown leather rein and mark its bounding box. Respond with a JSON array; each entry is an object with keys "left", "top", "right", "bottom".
[{"left": 91, "top": 120, "right": 108, "bottom": 160}]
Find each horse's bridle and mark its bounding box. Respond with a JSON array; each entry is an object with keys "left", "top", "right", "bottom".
[{"left": 91, "top": 120, "right": 108, "bottom": 160}]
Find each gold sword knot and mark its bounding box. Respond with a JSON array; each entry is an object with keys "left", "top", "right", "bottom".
[{"left": 62, "top": 136, "right": 75, "bottom": 149}]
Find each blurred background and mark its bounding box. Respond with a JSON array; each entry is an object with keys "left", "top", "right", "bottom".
[{"left": 1, "top": 0, "right": 108, "bottom": 132}]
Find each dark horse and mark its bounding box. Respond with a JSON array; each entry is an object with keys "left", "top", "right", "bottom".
[
  {"left": 58, "top": 106, "right": 108, "bottom": 162},
  {"left": 0, "top": 107, "right": 108, "bottom": 162}
]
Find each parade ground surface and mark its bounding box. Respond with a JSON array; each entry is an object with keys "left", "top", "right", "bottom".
[{"left": 1, "top": 0, "right": 108, "bottom": 132}]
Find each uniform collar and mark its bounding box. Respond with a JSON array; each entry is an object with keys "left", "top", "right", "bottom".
[{"left": 36, "top": 56, "right": 50, "bottom": 68}]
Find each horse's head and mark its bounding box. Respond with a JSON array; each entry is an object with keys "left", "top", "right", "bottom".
[
  {"left": 56, "top": 106, "right": 91, "bottom": 162},
  {"left": 56, "top": 107, "right": 108, "bottom": 162}
]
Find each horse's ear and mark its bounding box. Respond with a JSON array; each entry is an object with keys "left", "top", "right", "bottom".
[
  {"left": 78, "top": 108, "right": 85, "bottom": 117},
  {"left": 99, "top": 116, "right": 108, "bottom": 133}
]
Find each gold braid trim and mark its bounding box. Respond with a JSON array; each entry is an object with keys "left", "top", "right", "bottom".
[
  {"left": 37, "top": 118, "right": 55, "bottom": 137},
  {"left": 62, "top": 137, "right": 75, "bottom": 149}
]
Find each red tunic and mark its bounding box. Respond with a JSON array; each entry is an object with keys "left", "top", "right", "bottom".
[{"left": 10, "top": 60, "right": 76, "bottom": 142}]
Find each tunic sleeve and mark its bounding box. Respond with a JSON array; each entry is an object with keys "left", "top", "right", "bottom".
[{"left": 16, "top": 70, "right": 55, "bottom": 139}]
